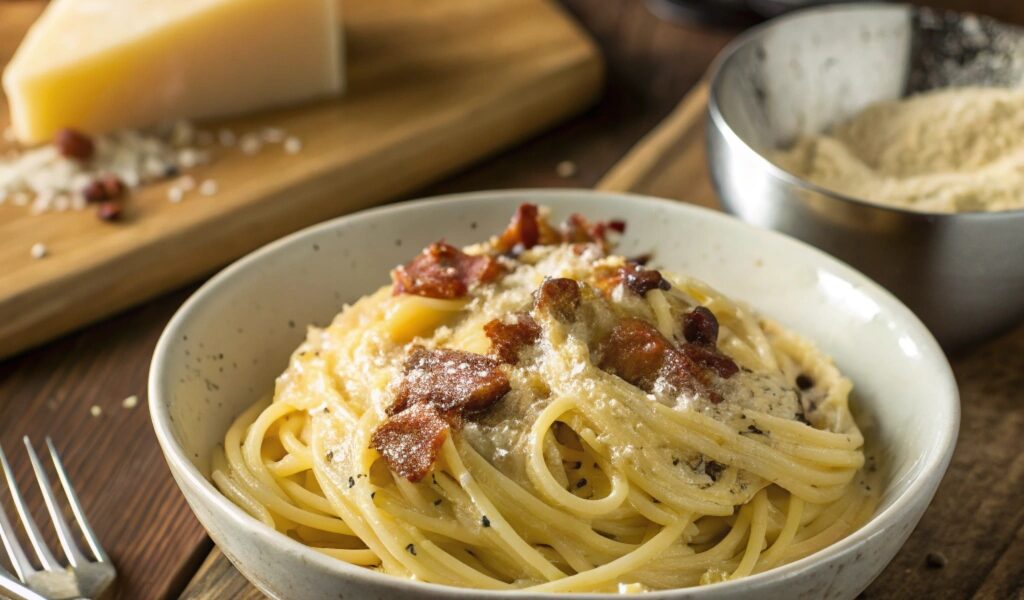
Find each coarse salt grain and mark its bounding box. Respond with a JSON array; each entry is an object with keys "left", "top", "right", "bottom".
[
  {"left": 177, "top": 175, "right": 196, "bottom": 191},
  {"left": 89, "top": 405, "right": 103, "bottom": 417},
  {"left": 218, "top": 128, "right": 237, "bottom": 147},
  {"left": 262, "top": 127, "right": 286, "bottom": 144},
  {"left": 556, "top": 160, "right": 578, "bottom": 178},
  {"left": 31, "top": 192, "right": 54, "bottom": 215},
  {"left": 240, "top": 134, "right": 262, "bottom": 155},
  {"left": 168, "top": 186, "right": 184, "bottom": 203},
  {"left": 284, "top": 136, "right": 303, "bottom": 155},
  {"left": 199, "top": 179, "right": 218, "bottom": 196},
  {"left": 30, "top": 242, "right": 47, "bottom": 259},
  {"left": 171, "top": 120, "right": 194, "bottom": 146},
  {"left": 122, "top": 395, "right": 139, "bottom": 409},
  {"left": 178, "top": 148, "right": 200, "bottom": 169},
  {"left": 0, "top": 120, "right": 214, "bottom": 215},
  {"left": 143, "top": 156, "right": 166, "bottom": 178},
  {"left": 122, "top": 170, "right": 141, "bottom": 188}
]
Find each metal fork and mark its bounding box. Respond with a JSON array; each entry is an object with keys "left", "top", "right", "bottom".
[{"left": 0, "top": 438, "right": 115, "bottom": 600}]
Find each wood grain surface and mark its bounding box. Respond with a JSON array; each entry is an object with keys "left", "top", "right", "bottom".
[
  {"left": 0, "top": 0, "right": 602, "bottom": 359},
  {"left": 2, "top": 1, "right": 1022, "bottom": 599}
]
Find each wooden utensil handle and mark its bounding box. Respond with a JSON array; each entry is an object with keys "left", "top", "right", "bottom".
[{"left": 596, "top": 80, "right": 709, "bottom": 194}]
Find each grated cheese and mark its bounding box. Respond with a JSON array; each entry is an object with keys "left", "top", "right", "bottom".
[
  {"left": 199, "top": 179, "right": 218, "bottom": 196},
  {"left": 0, "top": 121, "right": 303, "bottom": 216}
]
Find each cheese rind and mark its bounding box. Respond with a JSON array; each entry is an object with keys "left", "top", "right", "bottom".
[{"left": 3, "top": 0, "right": 344, "bottom": 144}]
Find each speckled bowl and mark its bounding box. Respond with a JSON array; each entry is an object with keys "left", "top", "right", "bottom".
[{"left": 149, "top": 190, "right": 958, "bottom": 599}]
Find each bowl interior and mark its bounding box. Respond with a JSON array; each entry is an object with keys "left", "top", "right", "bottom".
[
  {"left": 150, "top": 190, "right": 958, "bottom": 595},
  {"left": 713, "top": 4, "right": 1024, "bottom": 153}
]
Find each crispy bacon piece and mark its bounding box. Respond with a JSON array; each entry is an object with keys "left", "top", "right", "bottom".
[
  {"left": 485, "top": 314, "right": 541, "bottom": 364},
  {"left": 595, "top": 263, "right": 670, "bottom": 297},
  {"left": 494, "top": 205, "right": 626, "bottom": 255},
  {"left": 561, "top": 213, "right": 626, "bottom": 246},
  {"left": 390, "top": 347, "right": 511, "bottom": 415},
  {"left": 374, "top": 347, "right": 512, "bottom": 481},
  {"left": 681, "top": 343, "right": 739, "bottom": 378},
  {"left": 683, "top": 306, "right": 719, "bottom": 345},
  {"left": 598, "top": 317, "right": 738, "bottom": 403},
  {"left": 391, "top": 242, "right": 504, "bottom": 299},
  {"left": 620, "top": 263, "right": 671, "bottom": 296},
  {"left": 534, "top": 278, "right": 581, "bottom": 321},
  {"left": 599, "top": 318, "right": 679, "bottom": 391},
  {"left": 370, "top": 403, "right": 450, "bottom": 482},
  {"left": 496, "top": 203, "right": 561, "bottom": 253}
]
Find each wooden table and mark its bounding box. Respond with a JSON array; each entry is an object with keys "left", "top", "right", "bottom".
[{"left": 2, "top": 1, "right": 1022, "bottom": 598}]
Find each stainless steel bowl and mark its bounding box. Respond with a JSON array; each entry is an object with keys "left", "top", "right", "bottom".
[{"left": 706, "top": 3, "right": 1024, "bottom": 349}]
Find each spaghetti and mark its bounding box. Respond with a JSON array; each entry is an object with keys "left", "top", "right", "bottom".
[{"left": 213, "top": 205, "right": 877, "bottom": 592}]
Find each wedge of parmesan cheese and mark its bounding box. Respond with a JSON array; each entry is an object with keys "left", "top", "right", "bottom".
[{"left": 3, "top": 0, "right": 344, "bottom": 144}]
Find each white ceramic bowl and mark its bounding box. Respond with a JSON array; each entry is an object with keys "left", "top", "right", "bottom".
[{"left": 149, "top": 190, "right": 959, "bottom": 600}]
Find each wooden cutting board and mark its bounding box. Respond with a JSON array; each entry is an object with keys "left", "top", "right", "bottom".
[{"left": 0, "top": 0, "right": 602, "bottom": 359}]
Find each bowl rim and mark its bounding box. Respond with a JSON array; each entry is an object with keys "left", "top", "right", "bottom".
[
  {"left": 149, "top": 189, "right": 960, "bottom": 598},
  {"left": 706, "top": 1, "right": 1024, "bottom": 219}
]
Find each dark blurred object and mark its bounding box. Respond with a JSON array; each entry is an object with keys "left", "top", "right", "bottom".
[
  {"left": 647, "top": 0, "right": 873, "bottom": 25},
  {"left": 747, "top": 0, "right": 850, "bottom": 18},
  {"left": 646, "top": 0, "right": 759, "bottom": 26}
]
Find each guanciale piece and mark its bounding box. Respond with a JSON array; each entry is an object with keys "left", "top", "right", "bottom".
[
  {"left": 391, "top": 242, "right": 504, "bottom": 299},
  {"left": 372, "top": 347, "right": 510, "bottom": 480}
]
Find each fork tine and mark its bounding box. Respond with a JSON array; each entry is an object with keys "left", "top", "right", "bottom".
[
  {"left": 23, "top": 437, "right": 88, "bottom": 568},
  {"left": 45, "top": 437, "right": 108, "bottom": 563},
  {"left": 0, "top": 444, "right": 35, "bottom": 581},
  {"left": 0, "top": 442, "right": 59, "bottom": 571}
]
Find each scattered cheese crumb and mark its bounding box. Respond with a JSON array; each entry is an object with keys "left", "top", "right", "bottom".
[
  {"left": 31, "top": 192, "right": 54, "bottom": 215},
  {"left": 178, "top": 148, "right": 200, "bottom": 169},
  {"left": 240, "top": 134, "right": 262, "bottom": 155},
  {"left": 556, "top": 160, "right": 578, "bottom": 178},
  {"left": 262, "top": 127, "right": 286, "bottom": 144},
  {"left": 122, "top": 395, "right": 139, "bottom": 409},
  {"left": 0, "top": 122, "right": 212, "bottom": 215},
  {"left": 177, "top": 175, "right": 196, "bottom": 191},
  {"left": 89, "top": 405, "right": 103, "bottom": 417},
  {"left": 143, "top": 156, "right": 167, "bottom": 179},
  {"left": 218, "top": 128, "right": 237, "bottom": 147},
  {"left": 199, "top": 179, "right": 218, "bottom": 196},
  {"left": 171, "top": 120, "right": 195, "bottom": 146},
  {"left": 30, "top": 242, "right": 47, "bottom": 259},
  {"left": 284, "top": 136, "right": 303, "bottom": 155},
  {"left": 168, "top": 186, "right": 184, "bottom": 203}
]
